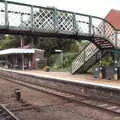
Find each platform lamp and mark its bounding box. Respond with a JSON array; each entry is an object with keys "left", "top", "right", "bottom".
[
  {"left": 114, "top": 60, "right": 118, "bottom": 80},
  {"left": 99, "top": 60, "right": 103, "bottom": 79}
]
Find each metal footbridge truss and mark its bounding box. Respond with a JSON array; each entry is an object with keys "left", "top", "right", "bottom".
[{"left": 0, "top": 1, "right": 120, "bottom": 73}]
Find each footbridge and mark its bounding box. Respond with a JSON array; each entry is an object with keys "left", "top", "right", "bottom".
[{"left": 0, "top": 1, "right": 120, "bottom": 74}]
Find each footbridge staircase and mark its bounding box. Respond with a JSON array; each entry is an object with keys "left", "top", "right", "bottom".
[
  {"left": 0, "top": 1, "right": 120, "bottom": 74},
  {"left": 72, "top": 28, "right": 120, "bottom": 74}
]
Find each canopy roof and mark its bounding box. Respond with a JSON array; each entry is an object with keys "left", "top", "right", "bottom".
[{"left": 0, "top": 48, "right": 44, "bottom": 55}]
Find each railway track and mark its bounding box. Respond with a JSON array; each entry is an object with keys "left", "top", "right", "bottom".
[
  {"left": 0, "top": 104, "right": 19, "bottom": 120},
  {"left": 1, "top": 75, "right": 120, "bottom": 116},
  {"left": 5, "top": 101, "right": 34, "bottom": 112}
]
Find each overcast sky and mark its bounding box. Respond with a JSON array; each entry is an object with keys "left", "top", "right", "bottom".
[{"left": 8, "top": 0, "right": 120, "bottom": 18}]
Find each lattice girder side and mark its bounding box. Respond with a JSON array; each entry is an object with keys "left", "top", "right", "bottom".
[
  {"left": 0, "top": 2, "right": 5, "bottom": 26},
  {"left": 56, "top": 10, "right": 75, "bottom": 34},
  {"left": 72, "top": 51, "right": 84, "bottom": 73},
  {"left": 0, "top": 0, "right": 119, "bottom": 45},
  {"left": 72, "top": 42, "right": 99, "bottom": 73},
  {"left": 32, "top": 7, "right": 54, "bottom": 32},
  {"left": 84, "top": 43, "right": 98, "bottom": 61},
  {"left": 92, "top": 18, "right": 116, "bottom": 46},
  {"left": 7, "top": 3, "right": 31, "bottom": 30}
]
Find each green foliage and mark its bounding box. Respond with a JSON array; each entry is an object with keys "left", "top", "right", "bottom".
[
  {"left": 63, "top": 53, "right": 77, "bottom": 68},
  {"left": 48, "top": 54, "right": 61, "bottom": 66},
  {"left": 0, "top": 35, "right": 21, "bottom": 49},
  {"left": 49, "top": 52, "right": 78, "bottom": 72},
  {"left": 0, "top": 34, "right": 89, "bottom": 73},
  {"left": 68, "top": 42, "right": 80, "bottom": 52},
  {"left": 0, "top": 35, "right": 14, "bottom": 49},
  {"left": 33, "top": 37, "right": 75, "bottom": 56},
  {"left": 101, "top": 56, "right": 113, "bottom": 66},
  {"left": 32, "top": 37, "right": 89, "bottom": 56}
]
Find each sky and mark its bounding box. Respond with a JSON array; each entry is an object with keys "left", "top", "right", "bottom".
[{"left": 8, "top": 0, "right": 120, "bottom": 18}]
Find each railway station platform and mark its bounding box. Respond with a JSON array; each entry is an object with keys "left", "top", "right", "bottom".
[
  {"left": 1, "top": 68, "right": 120, "bottom": 103},
  {"left": 10, "top": 69, "right": 120, "bottom": 90}
]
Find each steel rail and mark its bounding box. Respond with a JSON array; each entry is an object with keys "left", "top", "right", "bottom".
[
  {"left": 0, "top": 104, "right": 20, "bottom": 120},
  {"left": 0, "top": 74, "right": 120, "bottom": 115}
]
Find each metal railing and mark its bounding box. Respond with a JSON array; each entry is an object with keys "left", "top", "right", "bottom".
[{"left": 0, "top": 1, "right": 119, "bottom": 38}]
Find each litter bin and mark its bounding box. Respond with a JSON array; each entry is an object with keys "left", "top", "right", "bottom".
[{"left": 105, "top": 66, "right": 114, "bottom": 80}]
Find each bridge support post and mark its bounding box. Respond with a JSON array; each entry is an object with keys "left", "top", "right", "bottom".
[
  {"left": 31, "top": 6, "right": 33, "bottom": 31},
  {"left": 5, "top": 0, "right": 9, "bottom": 27},
  {"left": 73, "top": 13, "right": 77, "bottom": 34},
  {"left": 89, "top": 16, "right": 92, "bottom": 35}
]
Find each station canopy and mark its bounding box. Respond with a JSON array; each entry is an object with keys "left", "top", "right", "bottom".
[{"left": 0, "top": 48, "right": 44, "bottom": 55}]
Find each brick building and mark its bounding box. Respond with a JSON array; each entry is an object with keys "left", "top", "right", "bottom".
[
  {"left": 0, "top": 48, "right": 46, "bottom": 70},
  {"left": 105, "top": 9, "right": 120, "bottom": 29}
]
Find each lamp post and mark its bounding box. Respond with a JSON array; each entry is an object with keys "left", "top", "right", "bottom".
[
  {"left": 114, "top": 59, "right": 118, "bottom": 80},
  {"left": 114, "top": 31, "right": 118, "bottom": 80}
]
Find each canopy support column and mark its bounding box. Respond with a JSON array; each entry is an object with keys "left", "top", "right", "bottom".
[{"left": 22, "top": 54, "right": 24, "bottom": 70}]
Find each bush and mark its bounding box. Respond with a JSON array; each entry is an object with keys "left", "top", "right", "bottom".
[{"left": 48, "top": 52, "right": 78, "bottom": 72}]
